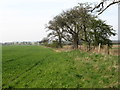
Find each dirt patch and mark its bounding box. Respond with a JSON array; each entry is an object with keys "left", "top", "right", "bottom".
[{"left": 54, "top": 45, "right": 73, "bottom": 52}]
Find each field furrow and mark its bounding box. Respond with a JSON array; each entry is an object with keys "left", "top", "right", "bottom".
[{"left": 2, "top": 45, "right": 118, "bottom": 88}]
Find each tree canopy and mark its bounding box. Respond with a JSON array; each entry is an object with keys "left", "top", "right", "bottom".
[{"left": 45, "top": 3, "right": 116, "bottom": 50}]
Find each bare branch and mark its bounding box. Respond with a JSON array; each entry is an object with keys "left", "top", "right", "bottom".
[
  {"left": 98, "top": 0, "right": 120, "bottom": 15},
  {"left": 92, "top": 0, "right": 120, "bottom": 15}
]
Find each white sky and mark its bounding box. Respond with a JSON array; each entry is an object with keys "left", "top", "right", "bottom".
[{"left": 0, "top": 0, "right": 118, "bottom": 43}]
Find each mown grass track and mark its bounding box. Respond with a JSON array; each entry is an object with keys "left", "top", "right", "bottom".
[{"left": 2, "top": 45, "right": 118, "bottom": 88}]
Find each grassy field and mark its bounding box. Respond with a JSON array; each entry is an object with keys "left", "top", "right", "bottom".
[{"left": 2, "top": 45, "right": 118, "bottom": 88}]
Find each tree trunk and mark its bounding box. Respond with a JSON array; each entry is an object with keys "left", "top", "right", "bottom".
[
  {"left": 107, "top": 44, "right": 109, "bottom": 55},
  {"left": 73, "top": 34, "right": 79, "bottom": 49},
  {"left": 87, "top": 42, "right": 91, "bottom": 51},
  {"left": 58, "top": 36, "right": 62, "bottom": 48}
]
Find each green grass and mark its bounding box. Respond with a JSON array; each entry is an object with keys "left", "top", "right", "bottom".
[
  {"left": 112, "top": 47, "right": 120, "bottom": 49},
  {"left": 2, "top": 45, "right": 118, "bottom": 88}
]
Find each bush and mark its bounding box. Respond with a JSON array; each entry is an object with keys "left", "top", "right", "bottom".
[
  {"left": 44, "top": 40, "right": 59, "bottom": 48},
  {"left": 51, "top": 41, "right": 59, "bottom": 48}
]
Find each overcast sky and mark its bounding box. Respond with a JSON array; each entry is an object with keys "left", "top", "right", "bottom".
[{"left": 0, "top": 0, "right": 118, "bottom": 43}]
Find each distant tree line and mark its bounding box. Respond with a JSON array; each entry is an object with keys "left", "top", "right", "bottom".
[
  {"left": 43, "top": 3, "right": 116, "bottom": 51},
  {"left": 2, "top": 41, "right": 41, "bottom": 46}
]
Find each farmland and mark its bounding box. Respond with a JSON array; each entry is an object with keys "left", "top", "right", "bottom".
[{"left": 2, "top": 45, "right": 118, "bottom": 88}]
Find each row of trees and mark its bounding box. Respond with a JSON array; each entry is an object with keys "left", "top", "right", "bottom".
[{"left": 45, "top": 3, "right": 116, "bottom": 51}]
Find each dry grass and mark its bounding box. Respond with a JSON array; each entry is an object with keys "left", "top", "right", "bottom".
[
  {"left": 79, "top": 45, "right": 119, "bottom": 56},
  {"left": 54, "top": 45, "right": 73, "bottom": 52},
  {"left": 54, "top": 45, "right": 119, "bottom": 56},
  {"left": 96, "top": 45, "right": 119, "bottom": 56}
]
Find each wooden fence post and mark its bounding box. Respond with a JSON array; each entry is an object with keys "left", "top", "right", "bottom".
[{"left": 98, "top": 43, "right": 101, "bottom": 53}]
